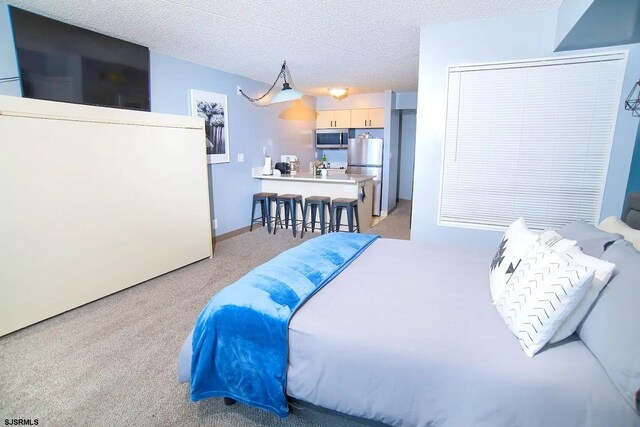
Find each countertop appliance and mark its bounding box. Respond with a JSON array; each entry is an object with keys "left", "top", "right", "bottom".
[
  {"left": 346, "top": 136, "right": 383, "bottom": 216},
  {"left": 277, "top": 154, "right": 298, "bottom": 175},
  {"left": 274, "top": 162, "right": 291, "bottom": 175},
  {"left": 316, "top": 129, "right": 350, "bottom": 149}
]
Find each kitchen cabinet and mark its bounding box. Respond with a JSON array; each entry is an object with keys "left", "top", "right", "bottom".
[
  {"left": 350, "top": 108, "right": 385, "bottom": 128},
  {"left": 316, "top": 109, "right": 351, "bottom": 128}
]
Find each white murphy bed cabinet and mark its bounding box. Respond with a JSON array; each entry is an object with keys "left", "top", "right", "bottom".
[{"left": 0, "top": 95, "right": 212, "bottom": 336}]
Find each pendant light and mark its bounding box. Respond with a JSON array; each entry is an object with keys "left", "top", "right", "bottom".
[{"left": 239, "top": 61, "right": 303, "bottom": 106}]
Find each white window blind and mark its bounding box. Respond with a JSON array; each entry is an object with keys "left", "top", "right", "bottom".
[{"left": 439, "top": 53, "right": 626, "bottom": 230}]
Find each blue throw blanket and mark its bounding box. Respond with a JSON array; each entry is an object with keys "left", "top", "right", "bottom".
[{"left": 190, "top": 232, "right": 379, "bottom": 416}]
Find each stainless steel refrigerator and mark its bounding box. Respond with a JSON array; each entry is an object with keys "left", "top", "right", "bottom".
[{"left": 346, "top": 137, "right": 383, "bottom": 216}]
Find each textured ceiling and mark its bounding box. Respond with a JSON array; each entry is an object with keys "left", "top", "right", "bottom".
[{"left": 7, "top": 0, "right": 561, "bottom": 96}]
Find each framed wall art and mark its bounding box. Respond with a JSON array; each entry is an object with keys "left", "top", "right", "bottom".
[{"left": 190, "top": 89, "right": 230, "bottom": 164}]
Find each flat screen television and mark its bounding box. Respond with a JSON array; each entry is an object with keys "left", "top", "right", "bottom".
[{"left": 10, "top": 7, "right": 150, "bottom": 111}]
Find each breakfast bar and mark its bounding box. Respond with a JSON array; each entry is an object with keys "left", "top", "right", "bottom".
[{"left": 253, "top": 170, "right": 375, "bottom": 232}]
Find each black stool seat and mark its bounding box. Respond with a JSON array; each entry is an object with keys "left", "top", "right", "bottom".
[
  {"left": 305, "top": 196, "right": 331, "bottom": 202},
  {"left": 332, "top": 198, "right": 357, "bottom": 204},
  {"left": 250, "top": 192, "right": 278, "bottom": 233},
  {"left": 274, "top": 194, "right": 304, "bottom": 237},
  {"left": 277, "top": 194, "right": 303, "bottom": 200},
  {"left": 301, "top": 196, "right": 331, "bottom": 238},
  {"left": 255, "top": 192, "right": 277, "bottom": 198},
  {"left": 331, "top": 198, "right": 360, "bottom": 233}
]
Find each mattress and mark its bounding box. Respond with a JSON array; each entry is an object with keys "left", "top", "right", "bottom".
[{"left": 286, "top": 239, "right": 640, "bottom": 426}]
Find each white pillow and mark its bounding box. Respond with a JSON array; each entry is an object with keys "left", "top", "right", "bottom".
[
  {"left": 489, "top": 218, "right": 538, "bottom": 301},
  {"left": 547, "top": 246, "right": 615, "bottom": 343},
  {"left": 538, "top": 230, "right": 577, "bottom": 252},
  {"left": 495, "top": 240, "right": 594, "bottom": 357},
  {"left": 599, "top": 216, "right": 640, "bottom": 251}
]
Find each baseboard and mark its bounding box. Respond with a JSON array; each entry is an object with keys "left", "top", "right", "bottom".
[{"left": 212, "top": 224, "right": 257, "bottom": 245}]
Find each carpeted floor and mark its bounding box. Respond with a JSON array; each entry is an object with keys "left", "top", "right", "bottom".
[{"left": 0, "top": 202, "right": 411, "bottom": 426}]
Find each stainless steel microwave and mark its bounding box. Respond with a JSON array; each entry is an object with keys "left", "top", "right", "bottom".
[{"left": 316, "top": 129, "right": 349, "bottom": 149}]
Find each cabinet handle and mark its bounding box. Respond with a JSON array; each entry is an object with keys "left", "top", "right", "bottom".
[
  {"left": 364, "top": 120, "right": 366, "bottom": 127},
  {"left": 369, "top": 120, "right": 372, "bottom": 126}
]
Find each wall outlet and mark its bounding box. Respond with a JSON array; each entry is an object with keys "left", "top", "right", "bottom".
[
  {"left": 213, "top": 219, "right": 218, "bottom": 229},
  {"left": 236, "top": 86, "right": 242, "bottom": 95},
  {"left": 237, "top": 153, "right": 244, "bottom": 162}
]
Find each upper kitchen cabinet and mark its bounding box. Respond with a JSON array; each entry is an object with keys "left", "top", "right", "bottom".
[
  {"left": 316, "top": 109, "right": 351, "bottom": 128},
  {"left": 351, "top": 108, "right": 385, "bottom": 128}
]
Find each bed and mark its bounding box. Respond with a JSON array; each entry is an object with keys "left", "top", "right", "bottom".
[{"left": 178, "top": 235, "right": 640, "bottom": 426}]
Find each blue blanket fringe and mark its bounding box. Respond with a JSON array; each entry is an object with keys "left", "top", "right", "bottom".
[{"left": 190, "top": 232, "right": 379, "bottom": 416}]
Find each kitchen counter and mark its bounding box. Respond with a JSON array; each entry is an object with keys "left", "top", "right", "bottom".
[
  {"left": 253, "top": 171, "right": 374, "bottom": 184},
  {"left": 252, "top": 169, "right": 374, "bottom": 232}
]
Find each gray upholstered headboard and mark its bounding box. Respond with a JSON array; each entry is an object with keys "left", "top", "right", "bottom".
[{"left": 623, "top": 192, "right": 640, "bottom": 230}]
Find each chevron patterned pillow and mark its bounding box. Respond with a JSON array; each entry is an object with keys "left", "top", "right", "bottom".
[
  {"left": 495, "top": 240, "right": 595, "bottom": 357},
  {"left": 548, "top": 246, "right": 615, "bottom": 344}
]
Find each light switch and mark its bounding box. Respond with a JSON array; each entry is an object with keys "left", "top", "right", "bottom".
[{"left": 237, "top": 153, "right": 244, "bottom": 162}]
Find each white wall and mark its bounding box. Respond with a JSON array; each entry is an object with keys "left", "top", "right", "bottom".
[
  {"left": 411, "top": 8, "right": 640, "bottom": 246},
  {"left": 398, "top": 110, "right": 416, "bottom": 200}
]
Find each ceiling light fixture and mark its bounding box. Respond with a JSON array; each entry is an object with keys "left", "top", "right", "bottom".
[
  {"left": 238, "top": 61, "right": 303, "bottom": 106},
  {"left": 329, "top": 88, "right": 349, "bottom": 100}
]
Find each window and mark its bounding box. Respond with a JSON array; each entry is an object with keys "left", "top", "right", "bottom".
[{"left": 439, "top": 53, "right": 626, "bottom": 230}]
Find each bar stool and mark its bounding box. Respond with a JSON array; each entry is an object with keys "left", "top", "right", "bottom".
[
  {"left": 331, "top": 198, "right": 360, "bottom": 233},
  {"left": 301, "top": 196, "right": 331, "bottom": 238},
  {"left": 250, "top": 192, "right": 278, "bottom": 233},
  {"left": 273, "top": 194, "right": 304, "bottom": 237}
]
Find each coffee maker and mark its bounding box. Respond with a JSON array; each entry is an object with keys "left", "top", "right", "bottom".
[
  {"left": 274, "top": 162, "right": 291, "bottom": 175},
  {"left": 276, "top": 155, "right": 299, "bottom": 175}
]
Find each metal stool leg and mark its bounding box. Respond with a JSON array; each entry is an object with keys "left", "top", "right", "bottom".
[
  {"left": 284, "top": 203, "right": 290, "bottom": 229},
  {"left": 347, "top": 204, "right": 354, "bottom": 232},
  {"left": 354, "top": 204, "right": 360, "bottom": 233},
  {"left": 298, "top": 200, "right": 304, "bottom": 238},
  {"left": 273, "top": 201, "right": 281, "bottom": 235},
  {"left": 319, "top": 202, "right": 327, "bottom": 234},
  {"left": 310, "top": 204, "right": 318, "bottom": 233},
  {"left": 250, "top": 199, "right": 257, "bottom": 231},
  {"left": 301, "top": 201, "right": 308, "bottom": 238},
  {"left": 260, "top": 199, "right": 266, "bottom": 227},
  {"left": 265, "top": 198, "right": 272, "bottom": 234},
  {"left": 290, "top": 199, "right": 297, "bottom": 237},
  {"left": 335, "top": 206, "right": 343, "bottom": 232}
]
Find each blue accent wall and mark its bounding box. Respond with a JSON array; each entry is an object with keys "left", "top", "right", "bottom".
[
  {"left": 149, "top": 52, "right": 317, "bottom": 235},
  {"left": 412, "top": 8, "right": 640, "bottom": 246},
  {"left": 0, "top": 2, "right": 21, "bottom": 96},
  {"left": 556, "top": 0, "right": 640, "bottom": 52},
  {"left": 626, "top": 122, "right": 640, "bottom": 196},
  {"left": 398, "top": 110, "right": 416, "bottom": 200}
]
